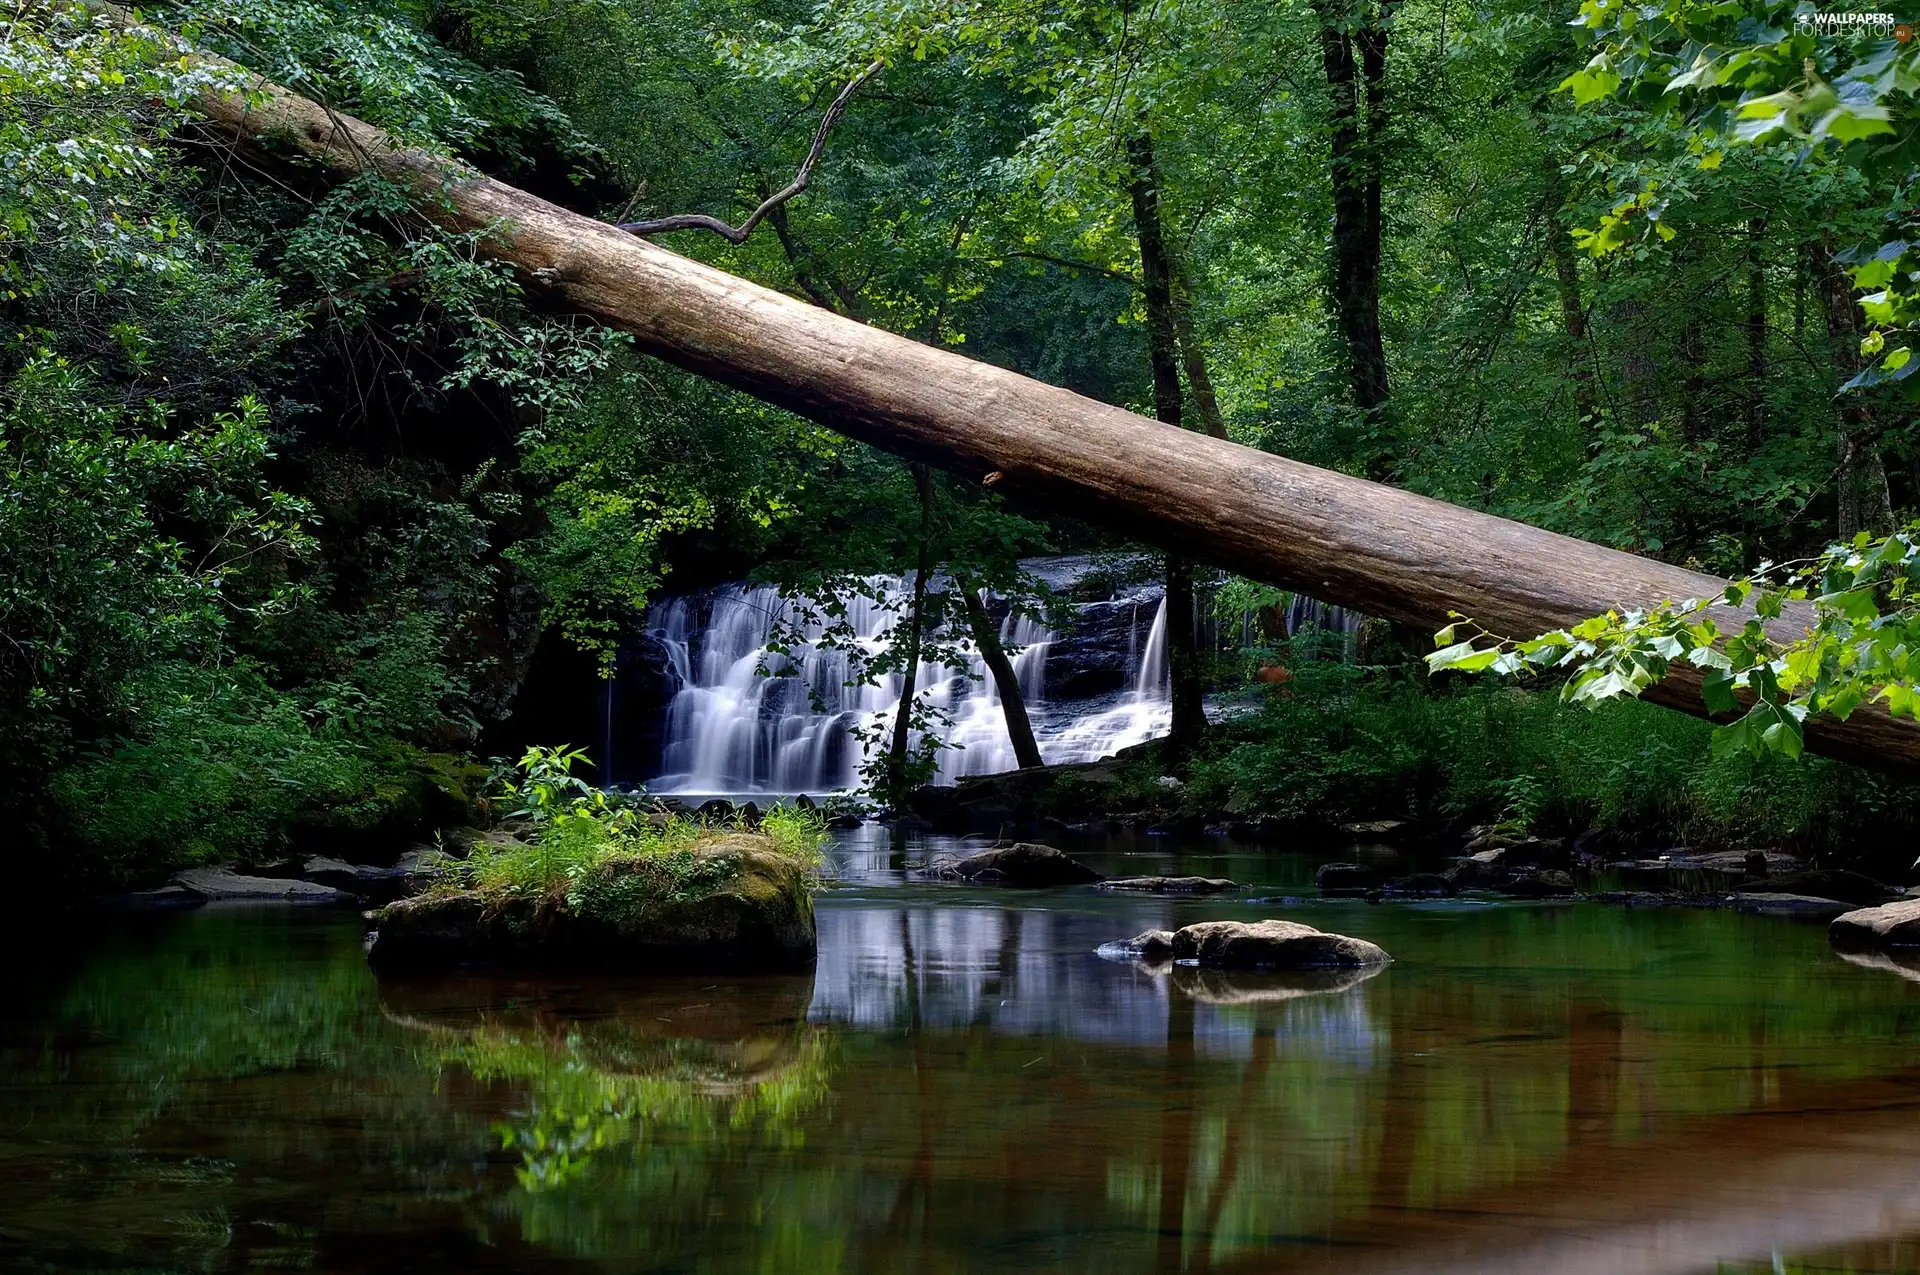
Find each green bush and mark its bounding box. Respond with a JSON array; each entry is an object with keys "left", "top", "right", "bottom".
[{"left": 1184, "top": 671, "right": 1920, "bottom": 864}]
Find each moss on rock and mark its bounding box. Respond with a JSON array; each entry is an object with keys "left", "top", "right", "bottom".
[{"left": 366, "top": 832, "right": 817, "bottom": 972}]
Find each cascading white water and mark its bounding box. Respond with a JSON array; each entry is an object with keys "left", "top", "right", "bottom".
[
  {"left": 1285, "top": 593, "right": 1364, "bottom": 658},
  {"left": 644, "top": 578, "right": 1171, "bottom": 795}
]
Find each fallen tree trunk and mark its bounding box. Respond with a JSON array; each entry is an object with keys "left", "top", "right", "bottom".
[{"left": 97, "top": 3, "right": 1920, "bottom": 776}]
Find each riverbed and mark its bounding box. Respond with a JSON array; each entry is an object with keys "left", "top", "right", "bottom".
[{"left": 6, "top": 830, "right": 1920, "bottom": 1273}]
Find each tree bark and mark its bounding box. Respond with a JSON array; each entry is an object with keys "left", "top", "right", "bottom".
[
  {"left": 1820, "top": 244, "right": 1895, "bottom": 539},
  {"left": 1128, "top": 131, "right": 1210, "bottom": 754},
  {"left": 123, "top": 4, "right": 1920, "bottom": 776},
  {"left": 1547, "top": 210, "right": 1597, "bottom": 432},
  {"left": 1746, "top": 218, "right": 1768, "bottom": 448},
  {"left": 1314, "top": 0, "right": 1394, "bottom": 474},
  {"left": 958, "top": 580, "right": 1043, "bottom": 770},
  {"left": 886, "top": 463, "right": 936, "bottom": 792}
]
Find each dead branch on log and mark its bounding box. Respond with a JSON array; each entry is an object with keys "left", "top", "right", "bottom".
[{"left": 616, "top": 60, "right": 884, "bottom": 244}]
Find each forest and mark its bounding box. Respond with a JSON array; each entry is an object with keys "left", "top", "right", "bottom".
[
  {"left": 8, "top": 0, "right": 1920, "bottom": 896},
  {"left": 23, "top": 4, "right": 1920, "bottom": 1273}
]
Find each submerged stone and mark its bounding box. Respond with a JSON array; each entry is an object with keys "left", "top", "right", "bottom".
[
  {"left": 1099, "top": 876, "right": 1239, "bottom": 894},
  {"left": 1731, "top": 893, "right": 1852, "bottom": 920},
  {"left": 1737, "top": 870, "right": 1897, "bottom": 907},
  {"left": 172, "top": 868, "right": 356, "bottom": 905},
  {"left": 1315, "top": 862, "right": 1378, "bottom": 894},
  {"left": 939, "top": 843, "right": 1103, "bottom": 886},
  {"left": 1498, "top": 870, "right": 1576, "bottom": 899},
  {"left": 365, "top": 840, "right": 817, "bottom": 973}
]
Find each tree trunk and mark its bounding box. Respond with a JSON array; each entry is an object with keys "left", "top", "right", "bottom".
[
  {"left": 1128, "top": 130, "right": 1210, "bottom": 754},
  {"left": 1547, "top": 209, "right": 1597, "bottom": 432},
  {"left": 887, "top": 463, "right": 936, "bottom": 790},
  {"left": 1821, "top": 244, "right": 1895, "bottom": 539},
  {"left": 1169, "top": 258, "right": 1229, "bottom": 441},
  {"left": 958, "top": 580, "right": 1043, "bottom": 770},
  {"left": 1315, "top": 0, "right": 1394, "bottom": 475},
  {"left": 130, "top": 5, "right": 1920, "bottom": 776},
  {"left": 1746, "top": 218, "right": 1768, "bottom": 448}
]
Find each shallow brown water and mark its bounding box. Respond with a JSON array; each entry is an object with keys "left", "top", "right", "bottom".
[{"left": 5, "top": 831, "right": 1920, "bottom": 1274}]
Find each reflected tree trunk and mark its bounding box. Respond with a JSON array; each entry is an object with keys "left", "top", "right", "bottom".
[{"left": 1157, "top": 986, "right": 1199, "bottom": 1275}]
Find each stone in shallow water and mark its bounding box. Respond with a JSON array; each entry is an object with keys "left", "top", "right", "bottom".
[
  {"left": 1731, "top": 893, "right": 1852, "bottom": 920},
  {"left": 1099, "top": 876, "right": 1239, "bottom": 894},
  {"left": 1498, "top": 870, "right": 1576, "bottom": 899},
  {"left": 1169, "top": 919, "right": 1390, "bottom": 970},
  {"left": 1097, "top": 929, "right": 1175, "bottom": 962},
  {"left": 366, "top": 841, "right": 816, "bottom": 973},
  {"left": 1315, "top": 862, "right": 1378, "bottom": 894},
  {"left": 1830, "top": 897, "right": 1920, "bottom": 952},
  {"left": 172, "top": 868, "right": 355, "bottom": 904},
  {"left": 940, "top": 843, "right": 1103, "bottom": 886}
]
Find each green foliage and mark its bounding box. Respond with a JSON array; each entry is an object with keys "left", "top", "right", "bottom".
[
  {"left": 470, "top": 745, "right": 825, "bottom": 917},
  {"left": 1563, "top": 0, "right": 1920, "bottom": 388},
  {"left": 1181, "top": 676, "right": 1916, "bottom": 857},
  {"left": 1430, "top": 523, "right": 1920, "bottom": 761}
]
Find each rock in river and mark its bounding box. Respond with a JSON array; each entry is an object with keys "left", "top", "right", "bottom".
[
  {"left": 365, "top": 838, "right": 817, "bottom": 973},
  {"left": 1100, "top": 876, "right": 1239, "bottom": 894},
  {"left": 172, "top": 868, "right": 355, "bottom": 905},
  {"left": 938, "top": 843, "right": 1103, "bottom": 886},
  {"left": 1830, "top": 897, "right": 1920, "bottom": 952},
  {"left": 1169, "top": 919, "right": 1390, "bottom": 970},
  {"left": 1315, "top": 862, "right": 1378, "bottom": 895}
]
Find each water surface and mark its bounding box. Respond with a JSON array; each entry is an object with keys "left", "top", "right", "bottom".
[{"left": 6, "top": 833, "right": 1920, "bottom": 1274}]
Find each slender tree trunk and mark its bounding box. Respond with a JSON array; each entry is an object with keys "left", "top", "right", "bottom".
[
  {"left": 1614, "top": 298, "right": 1660, "bottom": 429},
  {"left": 1821, "top": 244, "right": 1895, "bottom": 539},
  {"left": 887, "top": 464, "right": 936, "bottom": 790},
  {"left": 1315, "top": 0, "right": 1394, "bottom": 475},
  {"left": 1746, "top": 218, "right": 1768, "bottom": 449},
  {"left": 1794, "top": 241, "right": 1812, "bottom": 342},
  {"left": 1128, "top": 131, "right": 1209, "bottom": 754},
  {"left": 1548, "top": 211, "right": 1597, "bottom": 432},
  {"left": 958, "top": 580, "right": 1043, "bottom": 769},
  {"left": 1169, "top": 259, "right": 1228, "bottom": 441}
]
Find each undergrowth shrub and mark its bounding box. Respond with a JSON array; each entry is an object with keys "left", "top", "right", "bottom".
[{"left": 1185, "top": 671, "right": 1920, "bottom": 863}]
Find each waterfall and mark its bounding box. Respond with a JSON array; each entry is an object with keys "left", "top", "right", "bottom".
[
  {"left": 642, "top": 576, "right": 1172, "bottom": 795},
  {"left": 1285, "top": 592, "right": 1364, "bottom": 659}
]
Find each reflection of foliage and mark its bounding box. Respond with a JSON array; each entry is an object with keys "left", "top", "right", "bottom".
[{"left": 426, "top": 1021, "right": 832, "bottom": 1193}]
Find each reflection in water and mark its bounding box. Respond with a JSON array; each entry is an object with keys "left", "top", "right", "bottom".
[
  {"left": 383, "top": 973, "right": 828, "bottom": 1194},
  {"left": 8, "top": 871, "right": 1920, "bottom": 1273}
]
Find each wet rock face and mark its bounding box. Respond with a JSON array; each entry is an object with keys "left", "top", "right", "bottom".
[
  {"left": 939, "top": 843, "right": 1104, "bottom": 886},
  {"left": 1041, "top": 597, "right": 1152, "bottom": 701},
  {"left": 1830, "top": 897, "right": 1920, "bottom": 952},
  {"left": 1169, "top": 920, "right": 1391, "bottom": 970}
]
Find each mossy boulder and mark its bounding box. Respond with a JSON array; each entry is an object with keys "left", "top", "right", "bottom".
[{"left": 365, "top": 836, "right": 816, "bottom": 972}]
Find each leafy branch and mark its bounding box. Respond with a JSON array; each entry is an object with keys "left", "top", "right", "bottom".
[{"left": 1428, "top": 525, "right": 1920, "bottom": 760}]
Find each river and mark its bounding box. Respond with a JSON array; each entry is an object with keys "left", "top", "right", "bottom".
[{"left": 5, "top": 829, "right": 1920, "bottom": 1273}]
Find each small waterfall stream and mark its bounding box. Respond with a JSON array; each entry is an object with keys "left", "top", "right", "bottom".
[
  {"left": 625, "top": 560, "right": 1364, "bottom": 796},
  {"left": 642, "top": 577, "right": 1172, "bottom": 795}
]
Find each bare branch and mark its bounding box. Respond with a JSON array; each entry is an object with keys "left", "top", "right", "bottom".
[{"left": 617, "top": 60, "right": 884, "bottom": 244}]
